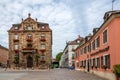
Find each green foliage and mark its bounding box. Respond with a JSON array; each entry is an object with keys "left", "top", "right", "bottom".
[
  {"left": 35, "top": 55, "right": 40, "bottom": 59},
  {"left": 14, "top": 56, "right": 19, "bottom": 64},
  {"left": 56, "top": 52, "right": 63, "bottom": 62},
  {"left": 113, "top": 64, "right": 120, "bottom": 76},
  {"left": 34, "top": 55, "right": 40, "bottom": 66}
]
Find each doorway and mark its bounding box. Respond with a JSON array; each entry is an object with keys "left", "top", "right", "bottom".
[
  {"left": 87, "top": 60, "right": 90, "bottom": 72},
  {"left": 27, "top": 55, "right": 33, "bottom": 68}
]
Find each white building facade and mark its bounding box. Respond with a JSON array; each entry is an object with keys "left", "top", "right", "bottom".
[{"left": 60, "top": 36, "right": 84, "bottom": 68}]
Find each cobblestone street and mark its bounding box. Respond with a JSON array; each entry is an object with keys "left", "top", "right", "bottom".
[{"left": 0, "top": 68, "right": 107, "bottom": 80}]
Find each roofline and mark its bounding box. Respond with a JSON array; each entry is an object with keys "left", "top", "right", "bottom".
[
  {"left": 76, "top": 11, "right": 120, "bottom": 49},
  {"left": 0, "top": 45, "right": 8, "bottom": 51}
]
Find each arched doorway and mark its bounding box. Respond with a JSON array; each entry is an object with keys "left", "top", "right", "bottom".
[{"left": 27, "top": 55, "right": 33, "bottom": 68}]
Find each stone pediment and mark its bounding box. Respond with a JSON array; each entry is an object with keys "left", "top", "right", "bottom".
[
  {"left": 21, "top": 13, "right": 37, "bottom": 30},
  {"left": 22, "top": 17, "right": 36, "bottom": 24},
  {"left": 22, "top": 13, "right": 36, "bottom": 24}
]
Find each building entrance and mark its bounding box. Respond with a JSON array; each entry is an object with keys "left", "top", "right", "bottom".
[
  {"left": 87, "top": 60, "right": 90, "bottom": 72},
  {"left": 27, "top": 55, "right": 33, "bottom": 68}
]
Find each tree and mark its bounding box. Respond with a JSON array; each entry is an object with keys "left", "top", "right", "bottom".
[
  {"left": 34, "top": 54, "right": 40, "bottom": 67},
  {"left": 56, "top": 52, "right": 63, "bottom": 62}
]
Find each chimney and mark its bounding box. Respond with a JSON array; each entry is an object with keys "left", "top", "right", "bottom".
[
  {"left": 22, "top": 18, "right": 24, "bottom": 22},
  {"left": 93, "top": 28, "right": 99, "bottom": 35},
  {"left": 36, "top": 18, "right": 37, "bottom": 21},
  {"left": 78, "top": 35, "right": 80, "bottom": 38}
]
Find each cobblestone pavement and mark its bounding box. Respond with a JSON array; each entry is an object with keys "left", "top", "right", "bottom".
[{"left": 0, "top": 68, "right": 107, "bottom": 80}]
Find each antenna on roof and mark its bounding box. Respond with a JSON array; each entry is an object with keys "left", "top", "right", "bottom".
[{"left": 112, "top": 0, "right": 115, "bottom": 11}]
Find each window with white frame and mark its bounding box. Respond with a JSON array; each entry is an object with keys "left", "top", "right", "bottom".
[
  {"left": 97, "top": 57, "right": 100, "bottom": 68},
  {"left": 84, "top": 47, "right": 87, "bottom": 53},
  {"left": 83, "top": 60, "right": 85, "bottom": 67},
  {"left": 103, "top": 29, "right": 108, "bottom": 44},
  {"left": 82, "top": 61, "right": 83, "bottom": 67},
  {"left": 88, "top": 43, "right": 91, "bottom": 52},
  {"left": 86, "top": 45, "right": 88, "bottom": 53},
  {"left": 14, "top": 34, "right": 18, "bottom": 39},
  {"left": 72, "top": 54, "right": 74, "bottom": 59},
  {"left": 27, "top": 34, "right": 32, "bottom": 39},
  {"left": 95, "top": 57, "right": 100, "bottom": 68},
  {"left": 27, "top": 26, "right": 33, "bottom": 30},
  {"left": 91, "top": 58, "right": 93, "bottom": 67},
  {"left": 103, "top": 54, "right": 110, "bottom": 69},
  {"left": 95, "top": 58, "right": 97, "bottom": 67},
  {"left": 101, "top": 56, "right": 103, "bottom": 68},
  {"left": 41, "top": 34, "right": 45, "bottom": 39},
  {"left": 14, "top": 44, "right": 18, "bottom": 49},
  {"left": 41, "top": 44, "right": 45, "bottom": 49},
  {"left": 83, "top": 60, "right": 86, "bottom": 67},
  {"left": 96, "top": 36, "right": 100, "bottom": 48},
  {"left": 80, "top": 48, "right": 83, "bottom": 55},
  {"left": 91, "top": 42, "right": 93, "bottom": 51},
  {"left": 41, "top": 55, "right": 45, "bottom": 60},
  {"left": 93, "top": 58, "right": 95, "bottom": 67},
  {"left": 92, "top": 40, "right": 95, "bottom": 50},
  {"left": 80, "top": 61, "right": 82, "bottom": 67}
]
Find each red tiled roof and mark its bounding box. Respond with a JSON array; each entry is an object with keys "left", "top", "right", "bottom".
[{"left": 0, "top": 45, "right": 8, "bottom": 51}]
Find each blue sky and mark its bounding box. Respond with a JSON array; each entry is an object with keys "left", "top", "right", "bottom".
[{"left": 0, "top": 0, "right": 120, "bottom": 58}]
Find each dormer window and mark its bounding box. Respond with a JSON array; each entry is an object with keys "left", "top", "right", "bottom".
[
  {"left": 15, "top": 26, "right": 18, "bottom": 30},
  {"left": 27, "top": 26, "right": 33, "bottom": 30},
  {"left": 41, "top": 26, "right": 45, "bottom": 29},
  {"left": 77, "top": 40, "right": 80, "bottom": 43}
]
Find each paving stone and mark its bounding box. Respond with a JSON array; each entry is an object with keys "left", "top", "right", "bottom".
[{"left": 0, "top": 68, "right": 107, "bottom": 80}]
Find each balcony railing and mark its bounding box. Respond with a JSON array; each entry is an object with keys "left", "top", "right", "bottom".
[
  {"left": 40, "top": 59, "right": 46, "bottom": 62},
  {"left": 72, "top": 48, "right": 76, "bottom": 52},
  {"left": 40, "top": 48, "right": 46, "bottom": 52},
  {"left": 22, "top": 48, "right": 36, "bottom": 53},
  {"left": 72, "top": 56, "right": 74, "bottom": 59},
  {"left": 13, "top": 39, "right": 19, "bottom": 42},
  {"left": 22, "top": 47, "right": 35, "bottom": 50},
  {"left": 14, "top": 49, "right": 19, "bottom": 53},
  {"left": 40, "top": 38, "right": 46, "bottom": 42},
  {"left": 26, "top": 38, "right": 32, "bottom": 42}
]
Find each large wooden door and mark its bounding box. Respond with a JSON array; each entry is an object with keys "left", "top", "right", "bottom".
[{"left": 27, "top": 55, "right": 33, "bottom": 68}]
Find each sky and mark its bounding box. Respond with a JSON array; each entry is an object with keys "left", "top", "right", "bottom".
[{"left": 0, "top": 0, "right": 120, "bottom": 58}]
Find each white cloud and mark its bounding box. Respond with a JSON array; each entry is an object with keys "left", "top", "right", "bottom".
[{"left": 0, "top": 0, "right": 120, "bottom": 58}]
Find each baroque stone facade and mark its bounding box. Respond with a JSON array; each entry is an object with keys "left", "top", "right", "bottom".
[{"left": 8, "top": 14, "right": 52, "bottom": 69}]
